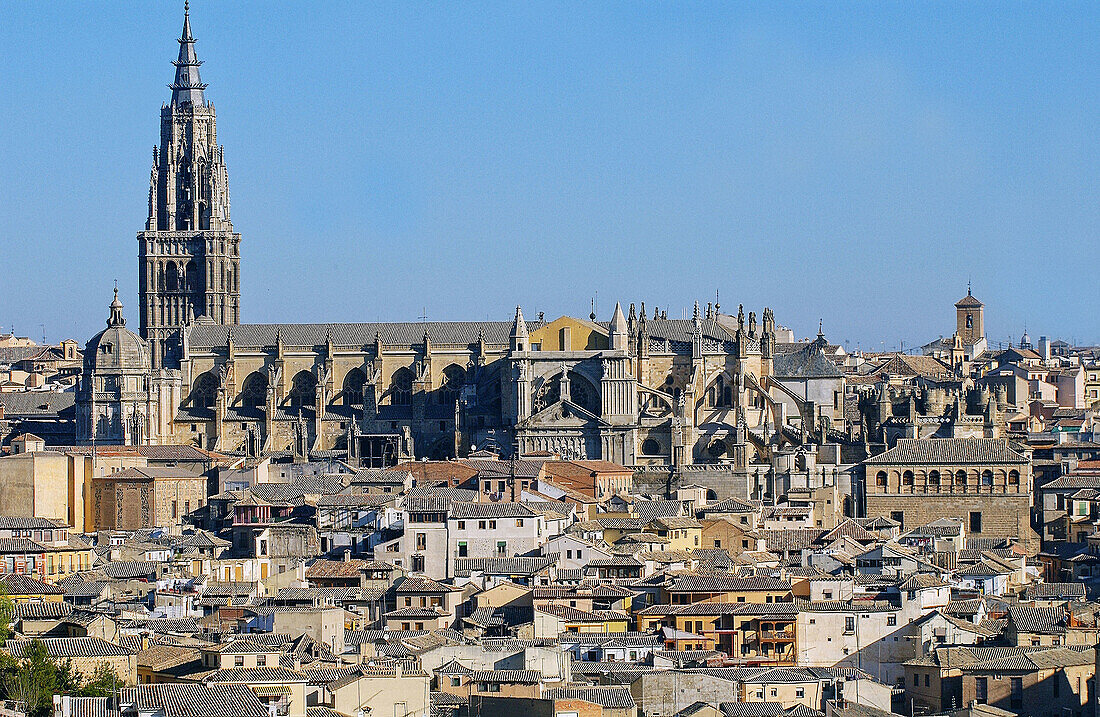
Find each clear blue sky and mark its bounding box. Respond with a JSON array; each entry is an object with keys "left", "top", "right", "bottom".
[{"left": 2, "top": 2, "right": 1097, "bottom": 350}]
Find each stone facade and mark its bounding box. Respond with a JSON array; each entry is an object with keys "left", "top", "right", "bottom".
[
  {"left": 862, "top": 437, "right": 1036, "bottom": 550},
  {"left": 138, "top": 7, "right": 240, "bottom": 368},
  {"left": 75, "top": 292, "right": 182, "bottom": 447},
  {"left": 160, "top": 303, "right": 838, "bottom": 468}
]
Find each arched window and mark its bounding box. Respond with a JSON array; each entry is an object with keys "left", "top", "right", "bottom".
[
  {"left": 981, "top": 469, "right": 994, "bottom": 487},
  {"left": 876, "top": 471, "right": 888, "bottom": 488},
  {"left": 710, "top": 375, "right": 733, "bottom": 408},
  {"left": 185, "top": 260, "right": 198, "bottom": 292},
  {"left": 568, "top": 372, "right": 601, "bottom": 416},
  {"left": 641, "top": 438, "right": 661, "bottom": 456},
  {"left": 439, "top": 365, "right": 466, "bottom": 404},
  {"left": 190, "top": 372, "right": 218, "bottom": 408},
  {"left": 533, "top": 378, "right": 560, "bottom": 413},
  {"left": 165, "top": 263, "right": 180, "bottom": 292},
  {"left": 240, "top": 372, "right": 268, "bottom": 407},
  {"left": 902, "top": 470, "right": 914, "bottom": 486},
  {"left": 342, "top": 368, "right": 366, "bottom": 407},
  {"left": 954, "top": 470, "right": 967, "bottom": 486},
  {"left": 929, "top": 470, "right": 941, "bottom": 486},
  {"left": 391, "top": 368, "right": 413, "bottom": 406},
  {"left": 1008, "top": 470, "right": 1020, "bottom": 486},
  {"left": 287, "top": 371, "right": 317, "bottom": 408}
]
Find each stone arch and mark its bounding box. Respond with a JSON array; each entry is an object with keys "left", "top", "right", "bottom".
[
  {"left": 390, "top": 367, "right": 413, "bottom": 406},
  {"left": 567, "top": 370, "right": 600, "bottom": 416},
  {"left": 185, "top": 259, "right": 198, "bottom": 293},
  {"left": 239, "top": 371, "right": 268, "bottom": 407},
  {"left": 287, "top": 370, "right": 317, "bottom": 408},
  {"left": 342, "top": 368, "right": 366, "bottom": 407},
  {"left": 1008, "top": 469, "right": 1020, "bottom": 486},
  {"left": 190, "top": 372, "right": 218, "bottom": 408},
  {"left": 704, "top": 372, "right": 735, "bottom": 408},
  {"left": 639, "top": 390, "right": 672, "bottom": 418},
  {"left": 929, "top": 470, "right": 941, "bottom": 486},
  {"left": 438, "top": 364, "right": 466, "bottom": 404},
  {"left": 165, "top": 262, "right": 180, "bottom": 292},
  {"left": 902, "top": 470, "right": 914, "bottom": 487},
  {"left": 981, "top": 469, "right": 994, "bottom": 487},
  {"left": 875, "top": 470, "right": 888, "bottom": 488}
]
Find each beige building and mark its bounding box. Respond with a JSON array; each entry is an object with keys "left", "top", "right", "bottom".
[
  {"left": 0, "top": 449, "right": 92, "bottom": 531},
  {"left": 91, "top": 466, "right": 207, "bottom": 531},
  {"left": 863, "top": 438, "right": 1036, "bottom": 551},
  {"left": 7, "top": 637, "right": 137, "bottom": 686}
]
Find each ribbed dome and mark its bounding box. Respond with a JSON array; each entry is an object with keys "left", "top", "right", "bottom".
[{"left": 83, "top": 290, "right": 151, "bottom": 373}]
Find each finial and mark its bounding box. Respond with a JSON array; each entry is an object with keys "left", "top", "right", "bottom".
[
  {"left": 819, "top": 318, "right": 823, "bottom": 335},
  {"left": 184, "top": 0, "right": 189, "bottom": 15},
  {"left": 968, "top": 278, "right": 971, "bottom": 296}
]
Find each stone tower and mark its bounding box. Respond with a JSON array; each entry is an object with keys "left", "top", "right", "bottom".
[
  {"left": 138, "top": 3, "right": 240, "bottom": 368},
  {"left": 955, "top": 286, "right": 984, "bottom": 347}
]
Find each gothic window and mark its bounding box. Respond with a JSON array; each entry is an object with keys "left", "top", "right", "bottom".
[
  {"left": 190, "top": 372, "right": 218, "bottom": 408},
  {"left": 342, "top": 368, "right": 366, "bottom": 407},
  {"left": 165, "top": 263, "right": 180, "bottom": 292},
  {"left": 185, "top": 260, "right": 198, "bottom": 292},
  {"left": 439, "top": 364, "right": 466, "bottom": 404},
  {"left": 240, "top": 372, "right": 268, "bottom": 407},
  {"left": 568, "top": 372, "right": 600, "bottom": 416},
  {"left": 533, "top": 379, "right": 560, "bottom": 413},
  {"left": 287, "top": 371, "right": 317, "bottom": 408},
  {"left": 709, "top": 375, "right": 733, "bottom": 408},
  {"left": 641, "top": 438, "right": 661, "bottom": 455},
  {"left": 390, "top": 368, "right": 413, "bottom": 406}
]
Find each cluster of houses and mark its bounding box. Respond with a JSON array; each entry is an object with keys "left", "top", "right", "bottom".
[{"left": 0, "top": 446, "right": 1094, "bottom": 717}]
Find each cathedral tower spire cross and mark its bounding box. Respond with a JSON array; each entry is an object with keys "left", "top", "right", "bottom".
[{"left": 138, "top": 3, "right": 241, "bottom": 368}]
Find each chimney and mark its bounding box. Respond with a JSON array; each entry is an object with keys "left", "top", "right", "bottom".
[{"left": 343, "top": 549, "right": 351, "bottom": 562}]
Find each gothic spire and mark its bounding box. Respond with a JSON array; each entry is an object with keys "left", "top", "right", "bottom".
[{"left": 170, "top": 1, "right": 208, "bottom": 106}]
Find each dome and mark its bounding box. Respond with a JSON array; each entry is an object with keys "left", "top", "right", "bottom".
[
  {"left": 83, "top": 289, "right": 151, "bottom": 373},
  {"left": 1020, "top": 329, "right": 1032, "bottom": 348}
]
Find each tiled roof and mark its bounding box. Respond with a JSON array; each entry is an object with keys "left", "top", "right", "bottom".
[
  {"left": 772, "top": 342, "right": 843, "bottom": 379},
  {"left": 13, "top": 600, "right": 73, "bottom": 619},
  {"left": 188, "top": 321, "right": 521, "bottom": 350},
  {"left": 123, "top": 683, "right": 269, "bottom": 717},
  {"left": 0, "top": 573, "right": 65, "bottom": 594},
  {"left": 395, "top": 576, "right": 458, "bottom": 594},
  {"left": 449, "top": 502, "right": 538, "bottom": 519},
  {"left": 1022, "top": 582, "right": 1086, "bottom": 600},
  {"left": 0, "top": 537, "right": 48, "bottom": 553},
  {"left": 103, "top": 561, "right": 159, "bottom": 579},
  {"left": 1008, "top": 605, "right": 1067, "bottom": 635},
  {"left": 8, "top": 637, "right": 134, "bottom": 658},
  {"left": 864, "top": 438, "right": 1028, "bottom": 465},
  {"left": 545, "top": 686, "right": 636, "bottom": 709},
  {"left": 666, "top": 574, "right": 790, "bottom": 593},
  {"left": 0, "top": 392, "right": 75, "bottom": 416},
  {"left": 454, "top": 556, "right": 556, "bottom": 577}
]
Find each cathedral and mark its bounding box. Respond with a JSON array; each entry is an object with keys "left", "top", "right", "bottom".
[{"left": 76, "top": 7, "right": 843, "bottom": 469}]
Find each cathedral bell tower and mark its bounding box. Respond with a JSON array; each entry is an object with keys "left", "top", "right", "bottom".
[{"left": 138, "top": 2, "right": 240, "bottom": 368}]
